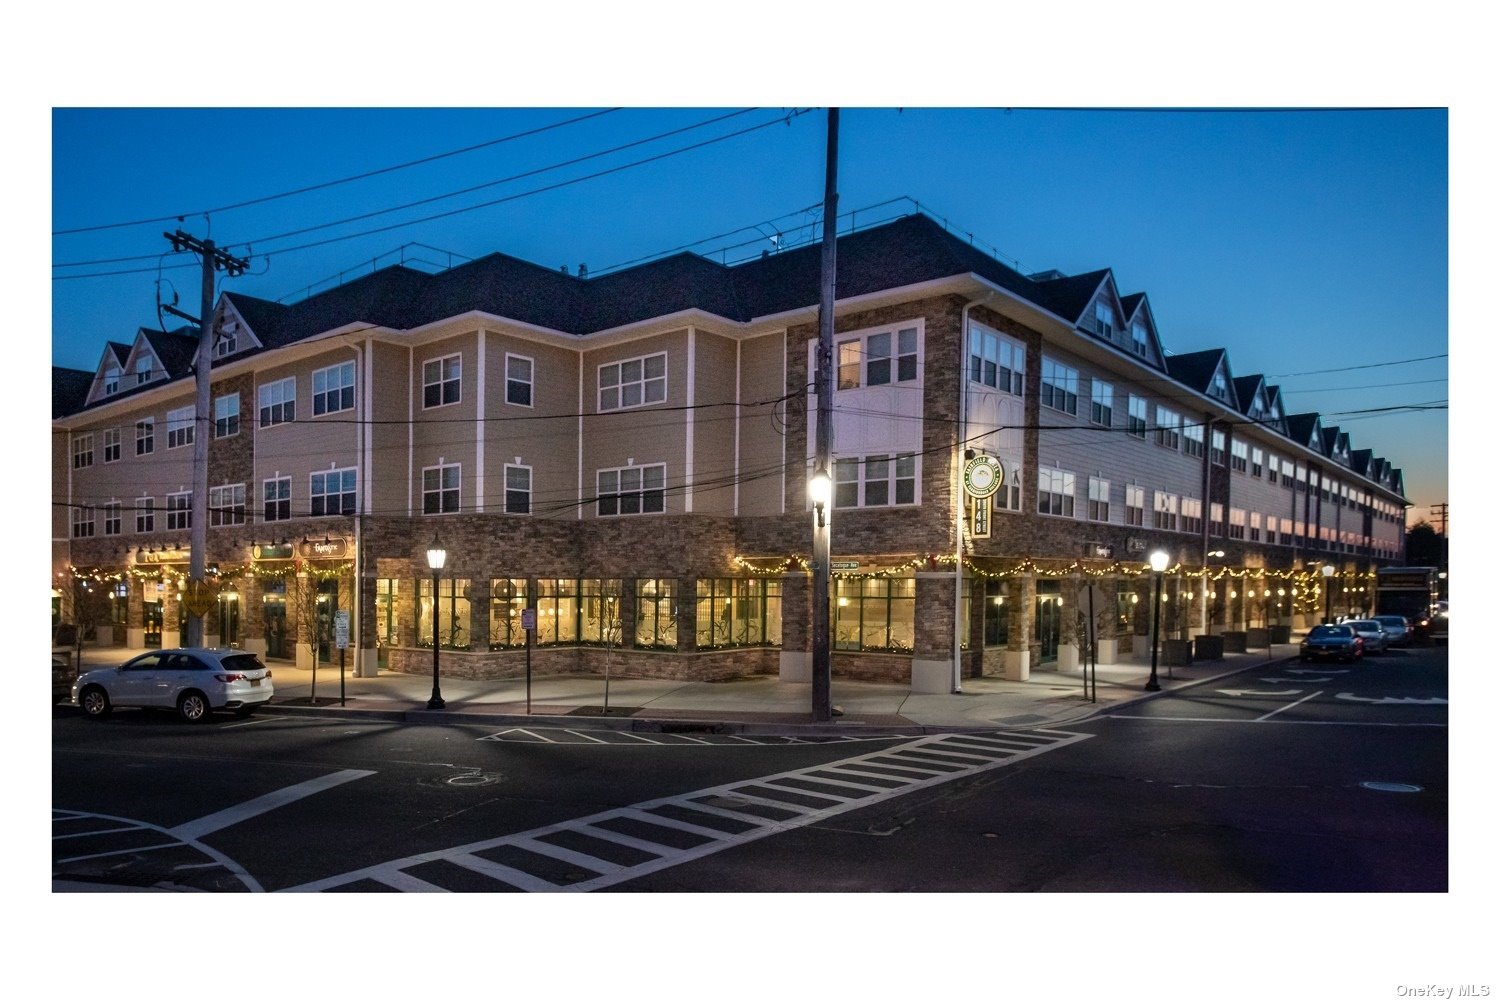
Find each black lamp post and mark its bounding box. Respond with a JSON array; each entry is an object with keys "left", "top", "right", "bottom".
[
  {"left": 1321, "top": 564, "right": 1335, "bottom": 624},
  {"left": 426, "top": 537, "right": 447, "bottom": 710},
  {"left": 1145, "top": 550, "right": 1169, "bottom": 692}
]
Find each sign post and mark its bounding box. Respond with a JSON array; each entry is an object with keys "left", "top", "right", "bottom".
[
  {"left": 334, "top": 610, "right": 350, "bottom": 707},
  {"left": 521, "top": 606, "right": 537, "bottom": 715}
]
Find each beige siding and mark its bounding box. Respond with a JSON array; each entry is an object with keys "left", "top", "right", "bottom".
[
  {"left": 691, "top": 331, "right": 738, "bottom": 516},
  {"left": 253, "top": 350, "right": 363, "bottom": 518},
  {"left": 411, "top": 332, "right": 480, "bottom": 517},
  {"left": 736, "top": 331, "right": 786, "bottom": 516},
  {"left": 369, "top": 341, "right": 411, "bottom": 519},
  {"left": 481, "top": 332, "right": 580, "bottom": 520},
  {"left": 580, "top": 330, "right": 688, "bottom": 518}
]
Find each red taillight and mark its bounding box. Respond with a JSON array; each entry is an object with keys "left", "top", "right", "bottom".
[
  {"left": 264, "top": 669, "right": 272, "bottom": 679},
  {"left": 214, "top": 673, "right": 246, "bottom": 683}
]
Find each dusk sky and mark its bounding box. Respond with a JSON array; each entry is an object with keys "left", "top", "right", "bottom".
[{"left": 50, "top": 106, "right": 1448, "bottom": 522}]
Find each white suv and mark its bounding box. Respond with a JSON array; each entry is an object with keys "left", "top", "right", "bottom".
[{"left": 73, "top": 648, "right": 274, "bottom": 722}]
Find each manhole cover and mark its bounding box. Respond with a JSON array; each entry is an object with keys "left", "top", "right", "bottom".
[{"left": 1360, "top": 781, "right": 1423, "bottom": 793}]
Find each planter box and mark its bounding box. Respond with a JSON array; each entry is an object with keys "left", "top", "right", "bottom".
[
  {"left": 1246, "top": 627, "right": 1270, "bottom": 648},
  {"left": 1160, "top": 638, "right": 1193, "bottom": 666},
  {"left": 1270, "top": 624, "right": 1292, "bottom": 644},
  {"left": 1194, "top": 635, "right": 1225, "bottom": 661},
  {"left": 1221, "top": 631, "right": 1248, "bottom": 653}
]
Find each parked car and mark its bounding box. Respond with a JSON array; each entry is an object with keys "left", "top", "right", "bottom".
[
  {"left": 1428, "top": 605, "right": 1449, "bottom": 645},
  {"left": 1343, "top": 619, "right": 1390, "bottom": 654},
  {"left": 1372, "top": 615, "right": 1413, "bottom": 647},
  {"left": 52, "top": 653, "right": 78, "bottom": 703},
  {"left": 1300, "top": 624, "right": 1364, "bottom": 663},
  {"left": 72, "top": 648, "right": 274, "bottom": 722}
]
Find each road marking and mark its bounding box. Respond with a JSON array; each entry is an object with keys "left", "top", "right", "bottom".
[
  {"left": 283, "top": 728, "right": 1090, "bottom": 893},
  {"left": 1258, "top": 690, "right": 1323, "bottom": 721},
  {"left": 1109, "top": 715, "right": 1445, "bottom": 727},
  {"left": 1217, "top": 689, "right": 1304, "bottom": 698},
  {"left": 1285, "top": 668, "right": 1348, "bottom": 675},
  {"left": 478, "top": 727, "right": 903, "bottom": 748},
  {"left": 52, "top": 809, "right": 263, "bottom": 891},
  {"left": 1333, "top": 694, "right": 1448, "bottom": 705},
  {"left": 221, "top": 717, "right": 273, "bottom": 730},
  {"left": 168, "top": 769, "right": 375, "bottom": 841}
]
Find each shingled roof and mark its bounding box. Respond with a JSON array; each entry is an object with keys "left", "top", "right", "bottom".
[{"left": 53, "top": 367, "right": 93, "bottom": 419}]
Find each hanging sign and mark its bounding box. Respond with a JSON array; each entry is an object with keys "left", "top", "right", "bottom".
[
  {"left": 969, "top": 496, "right": 991, "bottom": 538},
  {"left": 963, "top": 455, "right": 1004, "bottom": 499},
  {"left": 299, "top": 537, "right": 351, "bottom": 559},
  {"left": 253, "top": 543, "right": 294, "bottom": 561}
]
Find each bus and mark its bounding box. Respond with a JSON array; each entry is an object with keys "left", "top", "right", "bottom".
[{"left": 1374, "top": 567, "right": 1439, "bottom": 629}]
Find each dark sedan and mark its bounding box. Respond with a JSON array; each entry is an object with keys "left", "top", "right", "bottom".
[{"left": 1300, "top": 624, "right": 1364, "bottom": 663}]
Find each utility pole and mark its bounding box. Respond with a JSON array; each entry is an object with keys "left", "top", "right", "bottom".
[
  {"left": 163, "top": 229, "right": 249, "bottom": 647},
  {"left": 811, "top": 108, "right": 839, "bottom": 723}
]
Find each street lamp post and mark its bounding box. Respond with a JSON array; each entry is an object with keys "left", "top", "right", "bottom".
[
  {"left": 1145, "top": 550, "right": 1169, "bottom": 692},
  {"left": 808, "top": 468, "right": 832, "bottom": 722},
  {"left": 426, "top": 537, "right": 447, "bottom": 710},
  {"left": 1321, "top": 564, "right": 1335, "bottom": 624}
]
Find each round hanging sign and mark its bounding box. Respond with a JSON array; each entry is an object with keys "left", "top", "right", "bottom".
[{"left": 963, "top": 455, "right": 1004, "bottom": 498}]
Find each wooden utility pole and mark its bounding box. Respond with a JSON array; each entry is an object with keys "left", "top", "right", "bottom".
[
  {"left": 811, "top": 109, "right": 839, "bottom": 723},
  {"left": 163, "top": 229, "right": 249, "bottom": 647}
]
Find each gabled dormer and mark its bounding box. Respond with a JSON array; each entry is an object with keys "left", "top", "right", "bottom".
[
  {"left": 1285, "top": 413, "right": 1326, "bottom": 453},
  {"left": 118, "top": 326, "right": 198, "bottom": 393},
  {"left": 1164, "top": 348, "right": 1239, "bottom": 409},
  {"left": 1323, "top": 428, "right": 1352, "bottom": 467},
  {"left": 85, "top": 342, "right": 132, "bottom": 405},
  {"left": 1119, "top": 292, "right": 1166, "bottom": 368},
  {"left": 1262, "top": 385, "right": 1289, "bottom": 435},
  {"left": 211, "top": 298, "right": 263, "bottom": 363},
  {"left": 1390, "top": 468, "right": 1406, "bottom": 498}
]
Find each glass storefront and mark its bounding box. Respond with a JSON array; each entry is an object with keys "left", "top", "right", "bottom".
[
  {"left": 488, "top": 578, "right": 529, "bottom": 650},
  {"left": 634, "top": 578, "right": 678, "bottom": 650},
  {"left": 375, "top": 579, "right": 397, "bottom": 668},
  {"left": 695, "top": 578, "right": 782, "bottom": 649},
  {"left": 1036, "top": 581, "right": 1061, "bottom": 661},
  {"left": 262, "top": 581, "right": 288, "bottom": 658},
  {"left": 983, "top": 580, "right": 1009, "bottom": 647},
  {"left": 418, "top": 577, "right": 470, "bottom": 650},
  {"left": 217, "top": 590, "right": 241, "bottom": 647},
  {"left": 833, "top": 577, "right": 915, "bottom": 653}
]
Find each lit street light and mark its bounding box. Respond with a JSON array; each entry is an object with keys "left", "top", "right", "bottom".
[
  {"left": 426, "top": 537, "right": 447, "bottom": 710},
  {"left": 1145, "top": 550, "right": 1169, "bottom": 692},
  {"left": 1321, "top": 564, "right": 1335, "bottom": 624}
]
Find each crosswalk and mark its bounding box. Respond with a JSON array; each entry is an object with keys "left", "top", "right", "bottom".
[
  {"left": 284, "top": 728, "right": 1091, "bottom": 893},
  {"left": 52, "top": 809, "right": 262, "bottom": 891},
  {"left": 478, "top": 726, "right": 906, "bottom": 747}
]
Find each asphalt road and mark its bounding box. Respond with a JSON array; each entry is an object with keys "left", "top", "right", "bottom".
[{"left": 51, "top": 643, "right": 1447, "bottom": 892}]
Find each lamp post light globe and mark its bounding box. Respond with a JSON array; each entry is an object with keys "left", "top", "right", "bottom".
[
  {"left": 1145, "top": 550, "right": 1169, "bottom": 692},
  {"left": 1321, "top": 564, "right": 1335, "bottom": 624},
  {"left": 426, "top": 536, "right": 447, "bottom": 710},
  {"left": 809, "top": 469, "right": 831, "bottom": 528}
]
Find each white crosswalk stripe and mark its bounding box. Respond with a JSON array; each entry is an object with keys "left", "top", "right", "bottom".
[
  {"left": 283, "top": 727, "right": 1091, "bottom": 893},
  {"left": 478, "top": 726, "right": 905, "bottom": 747}
]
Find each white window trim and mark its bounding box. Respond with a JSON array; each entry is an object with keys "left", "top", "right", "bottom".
[
  {"left": 423, "top": 354, "right": 463, "bottom": 410},
  {"left": 258, "top": 377, "right": 296, "bottom": 427},
  {"left": 312, "top": 360, "right": 356, "bottom": 417},
  {"left": 596, "top": 462, "right": 667, "bottom": 517},
  {"left": 598, "top": 352, "right": 669, "bottom": 412},
  {"left": 505, "top": 353, "right": 535, "bottom": 409},
  {"left": 209, "top": 483, "right": 247, "bottom": 527},
  {"left": 214, "top": 393, "right": 240, "bottom": 439},
  {"left": 422, "top": 461, "right": 462, "bottom": 516},
  {"left": 135, "top": 497, "right": 154, "bottom": 533},
  {"left": 166, "top": 490, "right": 192, "bottom": 531},
  {"left": 136, "top": 418, "right": 155, "bottom": 455},
  {"left": 166, "top": 406, "right": 194, "bottom": 450},
  {"left": 504, "top": 462, "right": 532, "bottom": 515},
  {"left": 102, "top": 427, "right": 122, "bottom": 463},
  {"left": 263, "top": 476, "right": 292, "bottom": 522},
  {"left": 310, "top": 466, "right": 358, "bottom": 517}
]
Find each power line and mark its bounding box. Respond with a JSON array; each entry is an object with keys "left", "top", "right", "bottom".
[
  {"left": 51, "top": 108, "right": 625, "bottom": 237},
  {"left": 1270, "top": 354, "right": 1446, "bottom": 377}
]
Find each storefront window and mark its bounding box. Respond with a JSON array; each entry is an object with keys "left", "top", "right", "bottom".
[
  {"left": 695, "top": 578, "right": 782, "bottom": 649},
  {"left": 983, "top": 580, "right": 1009, "bottom": 647},
  {"left": 110, "top": 582, "right": 128, "bottom": 626},
  {"left": 833, "top": 577, "right": 915, "bottom": 652},
  {"left": 489, "top": 578, "right": 529, "bottom": 650},
  {"left": 418, "top": 577, "right": 470, "bottom": 649},
  {"left": 582, "top": 579, "right": 624, "bottom": 645},
  {"left": 375, "top": 579, "right": 397, "bottom": 649},
  {"left": 634, "top": 578, "right": 678, "bottom": 650}
]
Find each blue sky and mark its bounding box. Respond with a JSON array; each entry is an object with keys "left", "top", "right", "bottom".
[{"left": 50, "top": 105, "right": 1449, "bottom": 519}]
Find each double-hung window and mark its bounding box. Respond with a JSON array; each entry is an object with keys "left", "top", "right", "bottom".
[
  {"left": 135, "top": 498, "right": 154, "bottom": 533},
  {"left": 1127, "top": 396, "right": 1147, "bottom": 438},
  {"left": 214, "top": 394, "right": 240, "bottom": 438},
  {"left": 312, "top": 361, "right": 355, "bottom": 415},
  {"left": 423, "top": 463, "right": 461, "bottom": 515},
  {"left": 263, "top": 477, "right": 290, "bottom": 522},
  {"left": 423, "top": 355, "right": 461, "bottom": 408},
  {"left": 597, "top": 463, "right": 666, "bottom": 516},
  {"left": 166, "top": 406, "right": 194, "bottom": 449},
  {"left": 1087, "top": 477, "right": 1110, "bottom": 522},
  {"left": 1229, "top": 507, "right": 1247, "bottom": 540},
  {"left": 136, "top": 419, "right": 154, "bottom": 456},
  {"left": 209, "top": 484, "right": 246, "bottom": 526},
  {"left": 833, "top": 454, "right": 918, "bottom": 508},
  {"left": 1153, "top": 491, "right": 1178, "bottom": 531},
  {"left": 1037, "top": 467, "right": 1075, "bottom": 517},
  {"left": 103, "top": 428, "right": 121, "bottom": 463},
  {"left": 1090, "top": 379, "right": 1113, "bottom": 426},
  {"left": 506, "top": 354, "right": 533, "bottom": 407},
  {"left": 1155, "top": 407, "right": 1181, "bottom": 450},
  {"left": 72, "top": 435, "right": 94, "bottom": 469},
  {"left": 310, "top": 467, "right": 357, "bottom": 516},
  {"left": 1125, "top": 485, "right": 1145, "bottom": 526},
  {"left": 103, "top": 502, "right": 121, "bottom": 536},
  {"left": 1182, "top": 421, "right": 1204, "bottom": 458},
  {"left": 166, "top": 491, "right": 191, "bottom": 531},
  {"left": 968, "top": 325, "right": 1024, "bottom": 394},
  {"left": 839, "top": 325, "right": 920, "bottom": 390},
  {"left": 72, "top": 506, "right": 95, "bottom": 538},
  {"left": 1249, "top": 511, "right": 1262, "bottom": 542},
  {"left": 1040, "top": 358, "right": 1079, "bottom": 415},
  {"left": 504, "top": 464, "right": 531, "bottom": 514},
  {"left": 1182, "top": 498, "right": 1203, "bottom": 534},
  {"left": 1130, "top": 322, "right": 1149, "bottom": 357},
  {"left": 259, "top": 377, "right": 296, "bottom": 427},
  {"left": 134, "top": 357, "right": 153, "bottom": 385},
  {"left": 598, "top": 353, "right": 665, "bottom": 411},
  {"left": 1211, "top": 429, "right": 1227, "bottom": 465},
  {"left": 1094, "top": 302, "right": 1114, "bottom": 338},
  {"left": 1231, "top": 440, "right": 1249, "bottom": 473}
]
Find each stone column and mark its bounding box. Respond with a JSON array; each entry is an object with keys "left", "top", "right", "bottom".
[
  {"left": 294, "top": 571, "right": 315, "bottom": 669},
  {"left": 356, "top": 569, "right": 378, "bottom": 676},
  {"left": 467, "top": 577, "right": 491, "bottom": 652},
  {"left": 911, "top": 572, "right": 955, "bottom": 694},
  {"left": 241, "top": 576, "right": 267, "bottom": 656},
  {"left": 126, "top": 575, "right": 145, "bottom": 649},
  {"left": 1005, "top": 572, "right": 1034, "bottom": 681},
  {"left": 778, "top": 571, "right": 811, "bottom": 683},
  {"left": 397, "top": 576, "right": 417, "bottom": 648},
  {"left": 161, "top": 577, "right": 181, "bottom": 648},
  {"left": 1096, "top": 575, "right": 1120, "bottom": 665},
  {"left": 204, "top": 588, "right": 221, "bottom": 648}
]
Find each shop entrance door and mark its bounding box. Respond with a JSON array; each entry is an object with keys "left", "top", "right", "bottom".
[
  {"left": 263, "top": 587, "right": 288, "bottom": 659},
  {"left": 217, "top": 593, "right": 241, "bottom": 647},
  {"left": 1035, "top": 585, "right": 1061, "bottom": 663},
  {"left": 316, "top": 579, "right": 339, "bottom": 663},
  {"left": 144, "top": 601, "right": 162, "bottom": 647}
]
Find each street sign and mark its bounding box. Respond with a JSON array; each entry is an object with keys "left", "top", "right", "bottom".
[
  {"left": 521, "top": 608, "right": 536, "bottom": 631},
  {"left": 182, "top": 579, "right": 215, "bottom": 618},
  {"left": 334, "top": 610, "right": 350, "bottom": 649},
  {"left": 962, "top": 455, "right": 1004, "bottom": 499}
]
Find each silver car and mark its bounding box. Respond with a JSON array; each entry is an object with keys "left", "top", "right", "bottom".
[
  {"left": 72, "top": 648, "right": 274, "bottom": 722},
  {"left": 1372, "top": 615, "right": 1412, "bottom": 647},
  {"left": 1344, "top": 619, "right": 1390, "bottom": 654}
]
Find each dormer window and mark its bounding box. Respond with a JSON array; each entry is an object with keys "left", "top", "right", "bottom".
[
  {"left": 1130, "top": 322, "right": 1148, "bottom": 357},
  {"left": 103, "top": 366, "right": 120, "bottom": 396},
  {"left": 214, "top": 320, "right": 239, "bottom": 358},
  {"left": 134, "top": 356, "right": 153, "bottom": 385},
  {"left": 1208, "top": 369, "right": 1229, "bottom": 401},
  {"left": 1094, "top": 303, "right": 1114, "bottom": 338}
]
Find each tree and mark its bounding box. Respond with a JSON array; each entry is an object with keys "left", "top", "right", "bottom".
[{"left": 1405, "top": 520, "right": 1444, "bottom": 566}]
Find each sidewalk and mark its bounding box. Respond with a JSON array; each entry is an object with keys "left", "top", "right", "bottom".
[{"left": 68, "top": 639, "right": 1302, "bottom": 735}]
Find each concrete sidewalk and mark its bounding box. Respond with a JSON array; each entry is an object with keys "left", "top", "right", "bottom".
[{"left": 68, "top": 639, "right": 1301, "bottom": 734}]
